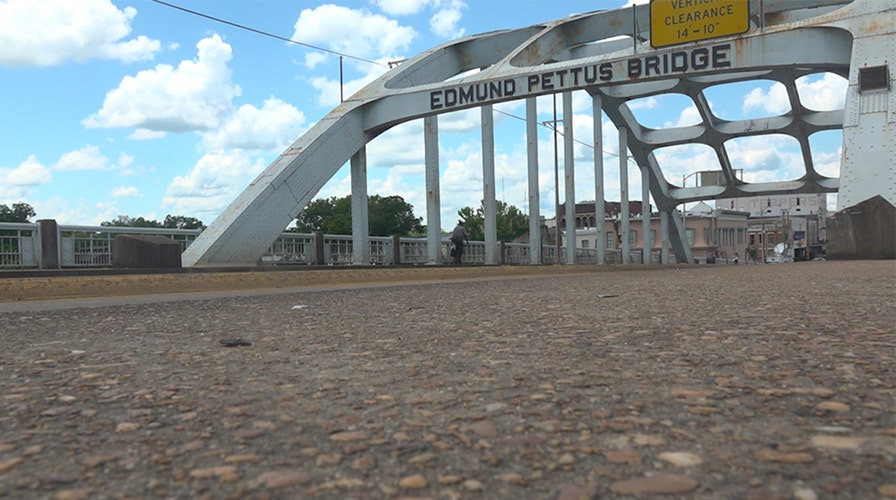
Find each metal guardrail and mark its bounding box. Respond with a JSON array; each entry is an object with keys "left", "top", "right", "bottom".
[
  {"left": 0, "top": 223, "right": 38, "bottom": 268},
  {"left": 59, "top": 225, "right": 202, "bottom": 267},
  {"left": 0, "top": 222, "right": 668, "bottom": 269}
]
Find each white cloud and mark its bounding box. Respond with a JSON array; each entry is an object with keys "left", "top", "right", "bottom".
[
  {"left": 725, "top": 135, "right": 804, "bottom": 182},
  {"left": 303, "top": 51, "right": 328, "bottom": 69},
  {"left": 110, "top": 186, "right": 141, "bottom": 198},
  {"left": 83, "top": 34, "right": 240, "bottom": 132},
  {"left": 628, "top": 96, "right": 659, "bottom": 110},
  {"left": 797, "top": 72, "right": 848, "bottom": 111},
  {"left": 309, "top": 76, "right": 342, "bottom": 108},
  {"left": 55, "top": 145, "right": 112, "bottom": 171},
  {"left": 117, "top": 153, "right": 134, "bottom": 170},
  {"left": 372, "top": 0, "right": 430, "bottom": 16},
  {"left": 309, "top": 61, "right": 391, "bottom": 107},
  {"left": 439, "top": 109, "right": 479, "bottom": 133},
  {"left": 0, "top": 0, "right": 160, "bottom": 67},
  {"left": 51, "top": 145, "right": 134, "bottom": 172},
  {"left": 292, "top": 5, "right": 417, "bottom": 60},
  {"left": 366, "top": 121, "right": 426, "bottom": 168},
  {"left": 665, "top": 104, "right": 702, "bottom": 128},
  {"left": 202, "top": 97, "right": 306, "bottom": 151},
  {"left": 743, "top": 83, "right": 790, "bottom": 115},
  {"left": 812, "top": 147, "right": 842, "bottom": 178},
  {"left": 129, "top": 129, "right": 167, "bottom": 140},
  {"left": 0, "top": 156, "right": 52, "bottom": 204},
  {"left": 30, "top": 197, "right": 118, "bottom": 225},
  {"left": 2, "top": 155, "right": 53, "bottom": 186},
  {"left": 370, "top": 0, "right": 467, "bottom": 40},
  {"left": 429, "top": 0, "right": 466, "bottom": 39},
  {"left": 162, "top": 150, "right": 265, "bottom": 220}
]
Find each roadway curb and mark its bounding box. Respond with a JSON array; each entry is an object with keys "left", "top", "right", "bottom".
[{"left": 0, "top": 264, "right": 675, "bottom": 302}]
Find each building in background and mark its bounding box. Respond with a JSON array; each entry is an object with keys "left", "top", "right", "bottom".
[
  {"left": 552, "top": 200, "right": 750, "bottom": 264},
  {"left": 715, "top": 189, "right": 827, "bottom": 262}
]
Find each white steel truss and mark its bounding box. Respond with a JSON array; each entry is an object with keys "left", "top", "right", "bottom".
[{"left": 182, "top": 0, "right": 894, "bottom": 267}]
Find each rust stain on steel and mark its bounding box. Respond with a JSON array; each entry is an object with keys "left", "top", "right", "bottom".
[
  {"left": 860, "top": 18, "right": 886, "bottom": 36},
  {"left": 608, "top": 14, "right": 623, "bottom": 31},
  {"left": 766, "top": 12, "right": 785, "bottom": 25},
  {"left": 516, "top": 41, "right": 543, "bottom": 66},
  {"left": 458, "top": 49, "right": 475, "bottom": 72},
  {"left": 732, "top": 37, "right": 748, "bottom": 65}
]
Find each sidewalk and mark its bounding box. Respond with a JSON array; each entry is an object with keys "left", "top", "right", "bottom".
[{"left": 1, "top": 261, "right": 893, "bottom": 499}]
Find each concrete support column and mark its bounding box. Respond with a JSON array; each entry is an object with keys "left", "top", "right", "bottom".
[
  {"left": 312, "top": 230, "right": 325, "bottom": 265},
  {"left": 481, "top": 104, "right": 497, "bottom": 265},
  {"left": 37, "top": 219, "right": 58, "bottom": 269},
  {"left": 424, "top": 116, "right": 442, "bottom": 264},
  {"left": 660, "top": 210, "right": 670, "bottom": 263},
  {"left": 563, "top": 92, "right": 576, "bottom": 265},
  {"left": 526, "top": 97, "right": 542, "bottom": 264},
  {"left": 641, "top": 163, "right": 651, "bottom": 264},
  {"left": 351, "top": 147, "right": 369, "bottom": 265},
  {"left": 619, "top": 127, "right": 630, "bottom": 264},
  {"left": 593, "top": 94, "right": 605, "bottom": 265},
  {"left": 391, "top": 234, "right": 401, "bottom": 265}
]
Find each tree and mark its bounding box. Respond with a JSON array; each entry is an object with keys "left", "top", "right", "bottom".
[
  {"left": 368, "top": 195, "right": 424, "bottom": 236},
  {"left": 163, "top": 215, "right": 204, "bottom": 229},
  {"left": 457, "top": 200, "right": 529, "bottom": 242},
  {"left": 101, "top": 215, "right": 163, "bottom": 228},
  {"left": 294, "top": 196, "right": 352, "bottom": 234},
  {"left": 0, "top": 202, "right": 36, "bottom": 222},
  {"left": 100, "top": 215, "right": 205, "bottom": 229},
  {"left": 293, "top": 195, "right": 424, "bottom": 236}
]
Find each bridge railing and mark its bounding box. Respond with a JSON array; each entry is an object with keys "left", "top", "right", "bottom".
[
  {"left": 0, "top": 222, "right": 669, "bottom": 269},
  {"left": 0, "top": 223, "right": 39, "bottom": 268},
  {"left": 59, "top": 225, "right": 202, "bottom": 267}
]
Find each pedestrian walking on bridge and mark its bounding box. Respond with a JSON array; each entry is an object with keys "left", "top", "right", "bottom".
[{"left": 450, "top": 220, "right": 468, "bottom": 265}]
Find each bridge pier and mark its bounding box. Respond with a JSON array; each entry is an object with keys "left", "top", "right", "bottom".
[
  {"left": 350, "top": 148, "right": 369, "bottom": 265},
  {"left": 424, "top": 116, "right": 441, "bottom": 265}
]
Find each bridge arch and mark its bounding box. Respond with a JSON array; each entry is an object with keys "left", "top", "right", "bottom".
[{"left": 182, "top": 0, "right": 894, "bottom": 267}]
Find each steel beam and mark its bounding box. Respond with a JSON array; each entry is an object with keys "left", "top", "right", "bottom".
[{"left": 180, "top": 0, "right": 889, "bottom": 267}]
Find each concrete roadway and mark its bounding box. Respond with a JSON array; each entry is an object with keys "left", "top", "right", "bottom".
[{"left": 0, "top": 261, "right": 893, "bottom": 498}]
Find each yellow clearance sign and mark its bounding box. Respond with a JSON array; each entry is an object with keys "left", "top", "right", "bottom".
[{"left": 650, "top": 0, "right": 749, "bottom": 48}]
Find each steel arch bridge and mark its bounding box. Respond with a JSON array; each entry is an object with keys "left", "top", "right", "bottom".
[{"left": 182, "top": 0, "right": 894, "bottom": 267}]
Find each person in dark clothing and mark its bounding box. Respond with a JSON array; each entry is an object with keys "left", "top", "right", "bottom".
[{"left": 450, "top": 221, "right": 468, "bottom": 265}]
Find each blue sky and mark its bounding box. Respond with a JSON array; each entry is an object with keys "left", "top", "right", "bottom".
[{"left": 0, "top": 0, "right": 846, "bottom": 228}]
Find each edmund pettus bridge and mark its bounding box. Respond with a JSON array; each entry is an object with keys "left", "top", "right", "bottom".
[
  {"left": 182, "top": 0, "right": 894, "bottom": 268},
  {"left": 2, "top": 6, "right": 894, "bottom": 499}
]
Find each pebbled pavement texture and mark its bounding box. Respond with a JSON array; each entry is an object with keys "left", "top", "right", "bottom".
[{"left": 0, "top": 260, "right": 894, "bottom": 499}]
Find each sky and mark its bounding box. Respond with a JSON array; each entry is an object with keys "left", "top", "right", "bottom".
[{"left": 0, "top": 0, "right": 847, "bottom": 229}]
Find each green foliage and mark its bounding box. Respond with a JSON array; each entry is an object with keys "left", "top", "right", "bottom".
[
  {"left": 456, "top": 206, "right": 481, "bottom": 239},
  {"left": 163, "top": 215, "right": 204, "bottom": 229},
  {"left": 293, "top": 195, "right": 424, "bottom": 236},
  {"left": 100, "top": 215, "right": 204, "bottom": 229},
  {"left": 294, "top": 196, "right": 352, "bottom": 234},
  {"left": 457, "top": 200, "right": 529, "bottom": 242},
  {"left": 0, "top": 202, "right": 36, "bottom": 222},
  {"left": 368, "top": 195, "right": 425, "bottom": 236},
  {"left": 101, "top": 215, "right": 163, "bottom": 228}
]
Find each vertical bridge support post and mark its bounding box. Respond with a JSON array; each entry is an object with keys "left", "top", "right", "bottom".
[{"left": 424, "top": 116, "right": 442, "bottom": 264}]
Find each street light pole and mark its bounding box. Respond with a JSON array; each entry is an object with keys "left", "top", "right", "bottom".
[
  {"left": 553, "top": 94, "right": 561, "bottom": 264},
  {"left": 681, "top": 174, "right": 687, "bottom": 253},
  {"left": 681, "top": 171, "right": 701, "bottom": 259}
]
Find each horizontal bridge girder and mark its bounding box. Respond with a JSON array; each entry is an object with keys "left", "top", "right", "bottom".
[{"left": 182, "top": 0, "right": 890, "bottom": 267}]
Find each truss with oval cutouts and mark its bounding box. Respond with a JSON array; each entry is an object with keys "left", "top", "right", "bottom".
[{"left": 183, "top": 0, "right": 891, "bottom": 266}]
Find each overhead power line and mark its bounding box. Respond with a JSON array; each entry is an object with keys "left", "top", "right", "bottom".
[
  {"left": 150, "top": 0, "right": 632, "bottom": 162},
  {"left": 493, "top": 107, "right": 635, "bottom": 163},
  {"left": 148, "top": 0, "right": 387, "bottom": 67}
]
